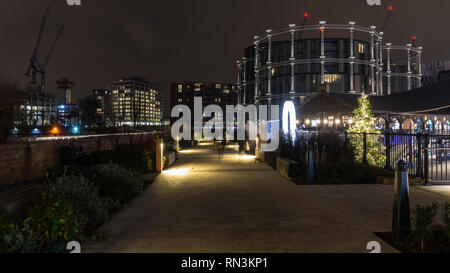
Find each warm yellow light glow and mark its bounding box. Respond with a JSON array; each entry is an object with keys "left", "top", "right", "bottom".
[
  {"left": 51, "top": 127, "right": 60, "bottom": 135},
  {"left": 336, "top": 119, "right": 341, "bottom": 125},
  {"left": 179, "top": 149, "right": 194, "bottom": 153},
  {"left": 227, "top": 144, "right": 239, "bottom": 149},
  {"left": 198, "top": 142, "right": 213, "bottom": 146},
  {"left": 240, "top": 154, "right": 256, "bottom": 160},
  {"left": 305, "top": 119, "right": 311, "bottom": 124},
  {"left": 163, "top": 168, "right": 190, "bottom": 176}
]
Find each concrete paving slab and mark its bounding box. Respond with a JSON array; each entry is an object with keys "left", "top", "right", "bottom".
[{"left": 85, "top": 142, "right": 449, "bottom": 253}]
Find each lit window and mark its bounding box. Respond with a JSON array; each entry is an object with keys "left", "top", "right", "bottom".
[
  {"left": 358, "top": 43, "right": 365, "bottom": 54},
  {"left": 324, "top": 74, "right": 341, "bottom": 83}
]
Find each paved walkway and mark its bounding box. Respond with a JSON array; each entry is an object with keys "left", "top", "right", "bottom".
[{"left": 86, "top": 142, "right": 450, "bottom": 253}]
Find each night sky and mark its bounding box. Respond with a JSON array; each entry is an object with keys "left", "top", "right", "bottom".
[{"left": 1, "top": 0, "right": 449, "bottom": 117}]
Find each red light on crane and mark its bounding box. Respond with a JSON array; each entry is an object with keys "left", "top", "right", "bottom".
[
  {"left": 412, "top": 36, "right": 417, "bottom": 40},
  {"left": 389, "top": 6, "right": 394, "bottom": 11},
  {"left": 304, "top": 12, "right": 309, "bottom": 18},
  {"left": 319, "top": 27, "right": 324, "bottom": 32}
]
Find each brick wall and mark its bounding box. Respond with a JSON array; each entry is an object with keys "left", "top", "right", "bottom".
[{"left": 0, "top": 133, "right": 157, "bottom": 187}]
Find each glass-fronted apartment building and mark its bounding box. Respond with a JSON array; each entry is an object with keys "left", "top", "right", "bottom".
[{"left": 112, "top": 77, "right": 162, "bottom": 126}]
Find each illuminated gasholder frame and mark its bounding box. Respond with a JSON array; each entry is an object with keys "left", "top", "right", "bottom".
[{"left": 236, "top": 21, "right": 423, "bottom": 106}]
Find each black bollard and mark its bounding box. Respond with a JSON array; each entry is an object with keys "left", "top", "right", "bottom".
[{"left": 392, "top": 160, "right": 411, "bottom": 241}]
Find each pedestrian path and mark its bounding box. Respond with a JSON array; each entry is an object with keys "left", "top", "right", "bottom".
[{"left": 86, "top": 142, "right": 450, "bottom": 253}]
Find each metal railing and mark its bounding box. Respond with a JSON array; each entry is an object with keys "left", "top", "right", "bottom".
[{"left": 346, "top": 132, "right": 450, "bottom": 185}]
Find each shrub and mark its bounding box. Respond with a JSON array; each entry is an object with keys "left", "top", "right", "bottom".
[
  {"left": 279, "top": 131, "right": 353, "bottom": 165},
  {"left": 53, "top": 174, "right": 119, "bottom": 229},
  {"left": 280, "top": 131, "right": 395, "bottom": 185},
  {"left": 1, "top": 206, "right": 40, "bottom": 253},
  {"left": 412, "top": 202, "right": 440, "bottom": 251},
  {"left": 0, "top": 206, "right": 10, "bottom": 252},
  {"left": 23, "top": 190, "right": 86, "bottom": 253},
  {"left": 1, "top": 222, "right": 40, "bottom": 253},
  {"left": 89, "top": 164, "right": 143, "bottom": 205},
  {"left": 78, "top": 145, "right": 155, "bottom": 173},
  {"left": 1, "top": 194, "right": 85, "bottom": 253},
  {"left": 46, "top": 164, "right": 95, "bottom": 182}
]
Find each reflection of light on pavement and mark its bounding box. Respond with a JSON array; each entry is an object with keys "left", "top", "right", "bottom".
[
  {"left": 198, "top": 142, "right": 214, "bottom": 146},
  {"left": 179, "top": 149, "right": 194, "bottom": 153},
  {"left": 227, "top": 144, "right": 239, "bottom": 149},
  {"left": 239, "top": 154, "right": 256, "bottom": 160},
  {"left": 418, "top": 185, "right": 450, "bottom": 197},
  {"left": 163, "top": 168, "right": 191, "bottom": 176}
]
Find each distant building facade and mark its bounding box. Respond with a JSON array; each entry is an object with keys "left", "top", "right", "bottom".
[
  {"left": 56, "top": 78, "right": 78, "bottom": 127},
  {"left": 93, "top": 89, "right": 113, "bottom": 126},
  {"left": 170, "top": 81, "right": 238, "bottom": 112},
  {"left": 422, "top": 60, "right": 450, "bottom": 86},
  {"left": 296, "top": 80, "right": 450, "bottom": 135},
  {"left": 13, "top": 78, "right": 78, "bottom": 128},
  {"left": 112, "top": 77, "right": 163, "bottom": 126},
  {"left": 15, "top": 90, "right": 57, "bottom": 126}
]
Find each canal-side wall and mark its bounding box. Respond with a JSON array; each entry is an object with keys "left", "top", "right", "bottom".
[{"left": 0, "top": 133, "right": 156, "bottom": 187}]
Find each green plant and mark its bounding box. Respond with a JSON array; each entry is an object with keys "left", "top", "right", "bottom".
[
  {"left": 24, "top": 190, "right": 86, "bottom": 253},
  {"left": 444, "top": 202, "right": 450, "bottom": 229},
  {"left": 78, "top": 145, "right": 155, "bottom": 173},
  {"left": 144, "top": 150, "right": 154, "bottom": 173},
  {"left": 412, "top": 202, "right": 440, "bottom": 251},
  {"left": 53, "top": 174, "right": 119, "bottom": 229},
  {"left": 89, "top": 164, "right": 143, "bottom": 205},
  {"left": 0, "top": 206, "right": 10, "bottom": 252},
  {"left": 2, "top": 222, "right": 41, "bottom": 253},
  {"left": 443, "top": 202, "right": 450, "bottom": 245}
]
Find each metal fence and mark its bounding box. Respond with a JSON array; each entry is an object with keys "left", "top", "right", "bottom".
[
  {"left": 346, "top": 132, "right": 450, "bottom": 185},
  {"left": 426, "top": 135, "right": 450, "bottom": 184}
]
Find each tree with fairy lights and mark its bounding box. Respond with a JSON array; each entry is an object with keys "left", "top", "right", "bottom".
[{"left": 347, "top": 93, "right": 385, "bottom": 167}]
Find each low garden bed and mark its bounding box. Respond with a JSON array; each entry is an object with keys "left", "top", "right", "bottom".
[
  {"left": 0, "top": 143, "right": 162, "bottom": 253},
  {"left": 374, "top": 202, "right": 449, "bottom": 253},
  {"left": 262, "top": 131, "right": 397, "bottom": 184}
]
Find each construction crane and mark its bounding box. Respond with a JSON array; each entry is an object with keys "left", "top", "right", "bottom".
[
  {"left": 41, "top": 26, "right": 64, "bottom": 92},
  {"left": 298, "top": 12, "right": 309, "bottom": 40},
  {"left": 411, "top": 35, "right": 417, "bottom": 46},
  {"left": 381, "top": 5, "right": 394, "bottom": 33},
  {"left": 25, "top": 3, "right": 51, "bottom": 87},
  {"left": 24, "top": 3, "right": 64, "bottom": 126}
]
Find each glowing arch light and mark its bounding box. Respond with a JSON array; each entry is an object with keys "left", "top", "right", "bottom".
[{"left": 282, "top": 100, "right": 297, "bottom": 140}]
